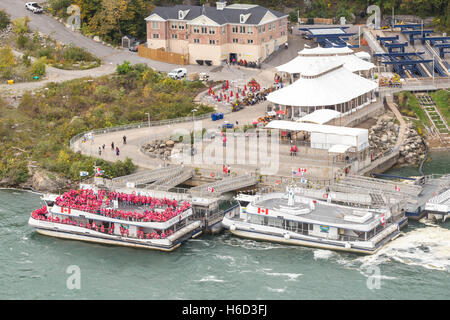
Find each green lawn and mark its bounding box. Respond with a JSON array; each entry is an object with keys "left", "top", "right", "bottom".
[{"left": 430, "top": 90, "right": 450, "bottom": 125}]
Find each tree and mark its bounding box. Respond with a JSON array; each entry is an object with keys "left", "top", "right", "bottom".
[
  {"left": 12, "top": 17, "right": 30, "bottom": 35},
  {"left": 31, "top": 57, "right": 47, "bottom": 77},
  {"left": 0, "top": 9, "right": 10, "bottom": 31},
  {"left": 0, "top": 46, "right": 15, "bottom": 78}
]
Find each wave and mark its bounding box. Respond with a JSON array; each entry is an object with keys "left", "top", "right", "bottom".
[
  {"left": 264, "top": 272, "right": 302, "bottom": 281},
  {"left": 357, "top": 226, "right": 450, "bottom": 272},
  {"left": 266, "top": 286, "right": 286, "bottom": 293},
  {"left": 195, "top": 275, "right": 225, "bottom": 283},
  {"left": 313, "top": 249, "right": 335, "bottom": 260}
]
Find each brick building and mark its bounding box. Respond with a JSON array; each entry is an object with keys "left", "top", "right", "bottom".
[{"left": 145, "top": 2, "right": 288, "bottom": 65}]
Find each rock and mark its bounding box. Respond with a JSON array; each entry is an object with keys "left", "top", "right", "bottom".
[
  {"left": 93, "top": 36, "right": 101, "bottom": 42},
  {"left": 381, "top": 135, "right": 388, "bottom": 143},
  {"left": 166, "top": 140, "right": 175, "bottom": 147},
  {"left": 159, "top": 143, "right": 166, "bottom": 148}
]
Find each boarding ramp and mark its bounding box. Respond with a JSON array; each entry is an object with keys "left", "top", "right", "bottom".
[
  {"left": 339, "top": 175, "right": 423, "bottom": 197},
  {"left": 111, "top": 165, "right": 185, "bottom": 187},
  {"left": 190, "top": 175, "right": 258, "bottom": 196},
  {"left": 148, "top": 168, "right": 193, "bottom": 189}
]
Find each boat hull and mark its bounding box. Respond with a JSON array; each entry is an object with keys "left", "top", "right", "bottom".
[{"left": 30, "top": 218, "right": 202, "bottom": 252}]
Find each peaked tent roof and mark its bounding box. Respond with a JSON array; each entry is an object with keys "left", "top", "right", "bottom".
[
  {"left": 146, "top": 5, "right": 286, "bottom": 25},
  {"left": 267, "top": 65, "right": 378, "bottom": 107},
  {"left": 297, "top": 109, "right": 341, "bottom": 124}
]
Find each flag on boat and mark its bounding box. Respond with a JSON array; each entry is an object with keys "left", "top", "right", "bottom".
[
  {"left": 380, "top": 213, "right": 386, "bottom": 226},
  {"left": 394, "top": 185, "right": 400, "bottom": 192},
  {"left": 79, "top": 171, "right": 89, "bottom": 177},
  {"left": 61, "top": 207, "right": 71, "bottom": 214},
  {"left": 257, "top": 207, "right": 269, "bottom": 215},
  {"left": 208, "top": 187, "right": 214, "bottom": 193}
]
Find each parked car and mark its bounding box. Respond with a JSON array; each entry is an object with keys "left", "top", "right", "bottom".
[
  {"left": 168, "top": 68, "right": 187, "bottom": 79},
  {"left": 25, "top": 2, "right": 43, "bottom": 13},
  {"left": 129, "top": 41, "right": 145, "bottom": 52}
]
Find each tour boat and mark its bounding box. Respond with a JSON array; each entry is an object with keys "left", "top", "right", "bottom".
[
  {"left": 222, "top": 189, "right": 401, "bottom": 254},
  {"left": 29, "top": 188, "right": 202, "bottom": 251}
]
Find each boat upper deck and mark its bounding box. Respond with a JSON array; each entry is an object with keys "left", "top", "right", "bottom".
[{"left": 248, "top": 193, "right": 386, "bottom": 232}]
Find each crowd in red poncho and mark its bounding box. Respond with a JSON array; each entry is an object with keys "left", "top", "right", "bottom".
[
  {"left": 31, "top": 205, "right": 174, "bottom": 239},
  {"left": 54, "top": 189, "right": 191, "bottom": 223}
]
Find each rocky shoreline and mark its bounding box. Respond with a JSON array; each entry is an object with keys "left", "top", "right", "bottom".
[{"left": 369, "top": 113, "right": 426, "bottom": 166}]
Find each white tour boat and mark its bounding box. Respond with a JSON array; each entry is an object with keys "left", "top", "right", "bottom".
[
  {"left": 29, "top": 188, "right": 202, "bottom": 251},
  {"left": 222, "top": 189, "right": 401, "bottom": 254}
]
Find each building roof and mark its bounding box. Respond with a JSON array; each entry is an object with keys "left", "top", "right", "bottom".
[
  {"left": 265, "top": 120, "right": 367, "bottom": 137},
  {"left": 298, "top": 46, "right": 354, "bottom": 56},
  {"left": 268, "top": 64, "right": 378, "bottom": 107},
  {"left": 297, "top": 109, "right": 341, "bottom": 125},
  {"left": 146, "top": 4, "right": 286, "bottom": 25}
]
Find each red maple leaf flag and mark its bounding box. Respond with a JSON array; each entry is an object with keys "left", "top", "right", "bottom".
[
  {"left": 395, "top": 185, "right": 400, "bottom": 192},
  {"left": 61, "top": 207, "right": 71, "bottom": 214}
]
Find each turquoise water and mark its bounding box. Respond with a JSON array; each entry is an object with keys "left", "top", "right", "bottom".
[{"left": 1, "top": 152, "right": 449, "bottom": 300}]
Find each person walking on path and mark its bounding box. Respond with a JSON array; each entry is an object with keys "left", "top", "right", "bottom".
[
  {"left": 123, "top": 135, "right": 127, "bottom": 144},
  {"left": 115, "top": 147, "right": 120, "bottom": 156},
  {"left": 111, "top": 142, "right": 114, "bottom": 150},
  {"left": 98, "top": 147, "right": 102, "bottom": 156}
]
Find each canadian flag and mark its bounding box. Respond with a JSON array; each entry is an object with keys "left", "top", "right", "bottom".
[
  {"left": 380, "top": 213, "right": 386, "bottom": 226},
  {"left": 395, "top": 185, "right": 400, "bottom": 192},
  {"left": 258, "top": 208, "right": 269, "bottom": 215},
  {"left": 299, "top": 168, "right": 307, "bottom": 175},
  {"left": 208, "top": 187, "right": 214, "bottom": 193},
  {"left": 61, "top": 207, "right": 71, "bottom": 214}
]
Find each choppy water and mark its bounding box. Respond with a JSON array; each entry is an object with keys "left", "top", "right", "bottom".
[{"left": 1, "top": 152, "right": 449, "bottom": 299}]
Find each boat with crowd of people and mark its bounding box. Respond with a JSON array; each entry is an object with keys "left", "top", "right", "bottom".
[
  {"left": 29, "top": 188, "right": 202, "bottom": 251},
  {"left": 222, "top": 188, "right": 401, "bottom": 254}
]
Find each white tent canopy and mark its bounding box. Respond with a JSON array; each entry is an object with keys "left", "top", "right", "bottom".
[
  {"left": 328, "top": 144, "right": 352, "bottom": 153},
  {"left": 277, "top": 49, "right": 375, "bottom": 74},
  {"left": 267, "top": 64, "right": 378, "bottom": 107},
  {"left": 297, "top": 109, "right": 341, "bottom": 125},
  {"left": 266, "top": 120, "right": 369, "bottom": 151},
  {"left": 298, "top": 46, "right": 354, "bottom": 56}
]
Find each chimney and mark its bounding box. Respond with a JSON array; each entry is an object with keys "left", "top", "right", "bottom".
[{"left": 216, "top": 1, "right": 226, "bottom": 10}]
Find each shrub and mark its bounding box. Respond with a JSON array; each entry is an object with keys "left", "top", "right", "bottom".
[
  {"left": 31, "top": 57, "right": 46, "bottom": 77},
  {"left": 12, "top": 17, "right": 30, "bottom": 35},
  {"left": 0, "top": 9, "right": 10, "bottom": 31},
  {"left": 116, "top": 61, "right": 131, "bottom": 74}
]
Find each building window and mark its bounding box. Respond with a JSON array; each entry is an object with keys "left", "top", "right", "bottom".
[
  {"left": 232, "top": 26, "right": 238, "bottom": 33},
  {"left": 152, "top": 21, "right": 159, "bottom": 29},
  {"left": 247, "top": 39, "right": 253, "bottom": 44},
  {"left": 261, "top": 37, "right": 264, "bottom": 42},
  {"left": 209, "top": 28, "right": 215, "bottom": 34},
  {"left": 172, "top": 34, "right": 177, "bottom": 39},
  {"left": 193, "top": 26, "right": 199, "bottom": 33},
  {"left": 201, "top": 26, "right": 207, "bottom": 34},
  {"left": 240, "top": 26, "right": 245, "bottom": 33},
  {"left": 281, "top": 31, "right": 285, "bottom": 36},
  {"left": 263, "top": 25, "right": 265, "bottom": 32},
  {"left": 247, "top": 26, "right": 253, "bottom": 34},
  {"left": 171, "top": 22, "right": 177, "bottom": 29},
  {"left": 194, "top": 38, "right": 200, "bottom": 43},
  {"left": 179, "top": 22, "right": 185, "bottom": 30},
  {"left": 273, "top": 22, "right": 276, "bottom": 29},
  {"left": 232, "top": 38, "right": 238, "bottom": 43},
  {"left": 222, "top": 27, "right": 225, "bottom": 34},
  {"left": 153, "top": 34, "right": 159, "bottom": 39},
  {"left": 268, "top": 24, "right": 271, "bottom": 31},
  {"left": 270, "top": 35, "right": 272, "bottom": 40},
  {"left": 209, "top": 40, "right": 215, "bottom": 44},
  {"left": 258, "top": 26, "right": 261, "bottom": 32}
]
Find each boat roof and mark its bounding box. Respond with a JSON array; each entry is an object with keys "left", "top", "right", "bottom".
[{"left": 248, "top": 193, "right": 384, "bottom": 231}]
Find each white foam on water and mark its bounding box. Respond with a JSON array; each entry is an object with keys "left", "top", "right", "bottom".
[
  {"left": 215, "top": 254, "right": 235, "bottom": 262},
  {"left": 357, "top": 226, "right": 450, "bottom": 272},
  {"left": 264, "top": 272, "right": 302, "bottom": 281},
  {"left": 195, "top": 275, "right": 225, "bottom": 283},
  {"left": 313, "top": 249, "right": 335, "bottom": 260},
  {"left": 266, "top": 286, "right": 286, "bottom": 293}
]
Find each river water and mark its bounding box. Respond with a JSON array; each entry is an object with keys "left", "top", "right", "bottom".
[{"left": 1, "top": 152, "right": 449, "bottom": 300}]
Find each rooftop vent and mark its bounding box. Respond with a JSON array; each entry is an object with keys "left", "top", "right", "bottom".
[{"left": 216, "top": 1, "right": 227, "bottom": 10}]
